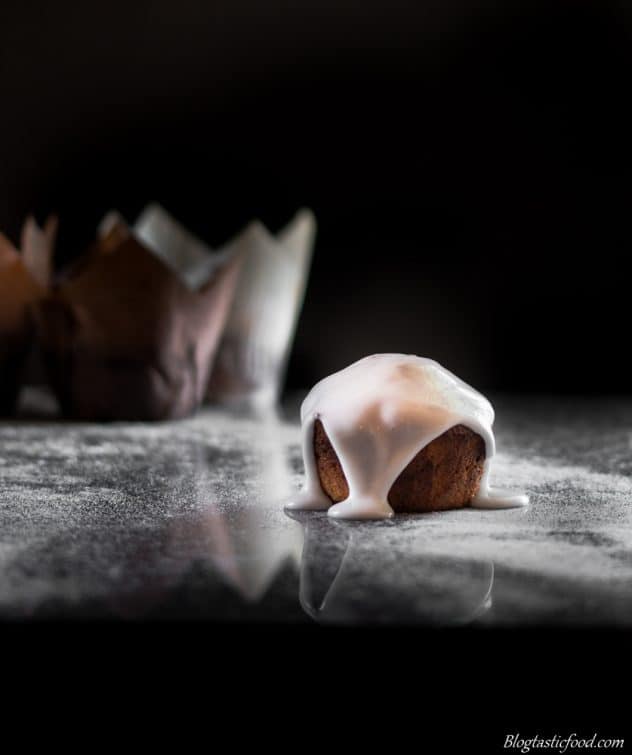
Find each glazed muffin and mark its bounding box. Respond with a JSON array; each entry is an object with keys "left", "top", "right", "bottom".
[{"left": 287, "top": 353, "right": 527, "bottom": 520}]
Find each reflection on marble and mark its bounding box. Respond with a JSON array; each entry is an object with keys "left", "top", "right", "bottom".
[
  {"left": 289, "top": 511, "right": 494, "bottom": 625},
  {"left": 166, "top": 418, "right": 303, "bottom": 604},
  {"left": 1, "top": 391, "right": 632, "bottom": 624},
  {"left": 0, "top": 395, "right": 306, "bottom": 620}
]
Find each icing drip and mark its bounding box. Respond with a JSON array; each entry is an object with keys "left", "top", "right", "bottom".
[{"left": 286, "top": 354, "right": 528, "bottom": 520}]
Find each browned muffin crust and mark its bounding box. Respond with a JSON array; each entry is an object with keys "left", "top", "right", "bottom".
[{"left": 313, "top": 419, "right": 486, "bottom": 513}]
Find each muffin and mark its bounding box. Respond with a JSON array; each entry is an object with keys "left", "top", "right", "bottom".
[
  {"left": 0, "top": 216, "right": 56, "bottom": 415},
  {"left": 33, "top": 221, "right": 243, "bottom": 421},
  {"left": 287, "top": 353, "right": 527, "bottom": 520}
]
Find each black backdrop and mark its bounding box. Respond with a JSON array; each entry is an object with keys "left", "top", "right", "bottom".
[{"left": 2, "top": 0, "right": 631, "bottom": 394}]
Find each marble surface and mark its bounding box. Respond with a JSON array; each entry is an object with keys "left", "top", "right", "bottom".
[{"left": 1, "top": 390, "right": 632, "bottom": 624}]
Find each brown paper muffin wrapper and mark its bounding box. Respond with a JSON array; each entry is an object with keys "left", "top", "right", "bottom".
[
  {"left": 0, "top": 217, "right": 56, "bottom": 414},
  {"left": 33, "top": 224, "right": 243, "bottom": 421}
]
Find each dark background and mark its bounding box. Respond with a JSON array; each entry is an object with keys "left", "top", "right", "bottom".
[{"left": 2, "top": 0, "right": 631, "bottom": 394}]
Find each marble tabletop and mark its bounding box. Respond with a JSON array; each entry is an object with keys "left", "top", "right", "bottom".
[{"left": 1, "top": 390, "right": 631, "bottom": 625}]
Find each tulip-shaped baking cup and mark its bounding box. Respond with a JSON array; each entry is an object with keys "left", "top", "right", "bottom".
[
  {"left": 0, "top": 217, "right": 56, "bottom": 414},
  {"left": 34, "top": 220, "right": 243, "bottom": 421},
  {"left": 206, "top": 209, "right": 316, "bottom": 408}
]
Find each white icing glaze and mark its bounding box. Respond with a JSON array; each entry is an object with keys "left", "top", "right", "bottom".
[{"left": 286, "top": 354, "right": 528, "bottom": 520}]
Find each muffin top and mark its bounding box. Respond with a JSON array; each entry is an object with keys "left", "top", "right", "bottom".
[{"left": 301, "top": 353, "right": 495, "bottom": 457}]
